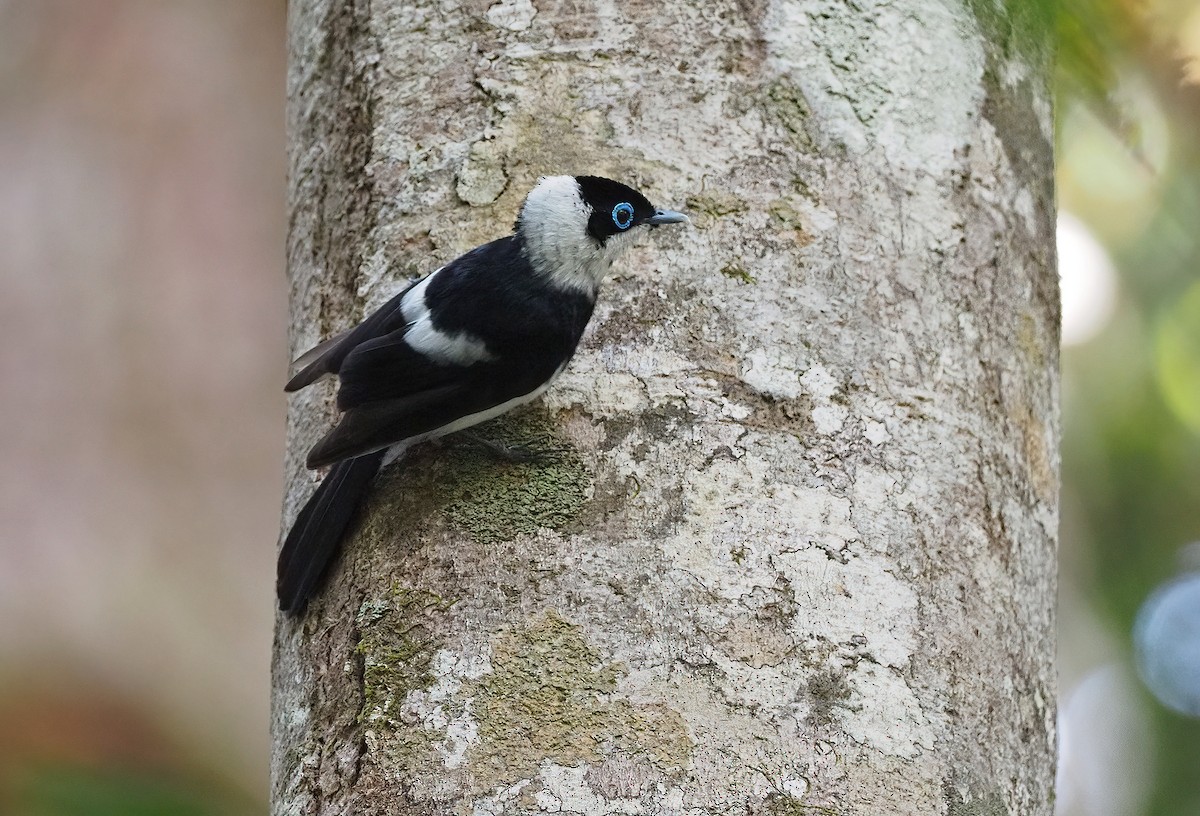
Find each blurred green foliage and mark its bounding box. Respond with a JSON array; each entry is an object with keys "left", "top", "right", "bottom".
[
  {"left": 1059, "top": 0, "right": 1134, "bottom": 142},
  {"left": 1057, "top": 0, "right": 1200, "bottom": 814},
  {"left": 10, "top": 765, "right": 250, "bottom": 816},
  {"left": 1154, "top": 281, "right": 1200, "bottom": 434}
]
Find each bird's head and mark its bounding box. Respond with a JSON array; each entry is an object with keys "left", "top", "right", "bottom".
[{"left": 517, "top": 175, "right": 689, "bottom": 294}]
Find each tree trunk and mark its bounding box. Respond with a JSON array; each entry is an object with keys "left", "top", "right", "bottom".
[{"left": 272, "top": 1, "right": 1057, "bottom": 814}]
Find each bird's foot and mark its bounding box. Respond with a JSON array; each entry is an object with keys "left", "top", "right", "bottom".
[{"left": 454, "top": 431, "right": 569, "bottom": 463}]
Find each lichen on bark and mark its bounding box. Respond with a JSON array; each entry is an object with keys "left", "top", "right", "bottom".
[
  {"left": 437, "top": 409, "right": 592, "bottom": 545},
  {"left": 464, "top": 610, "right": 693, "bottom": 791},
  {"left": 356, "top": 585, "right": 450, "bottom": 729}
]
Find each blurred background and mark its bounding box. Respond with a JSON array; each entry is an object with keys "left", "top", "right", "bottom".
[
  {"left": 0, "top": 0, "right": 1197, "bottom": 814},
  {"left": 0, "top": 1, "right": 282, "bottom": 813}
]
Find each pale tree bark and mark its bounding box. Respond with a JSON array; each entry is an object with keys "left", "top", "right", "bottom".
[{"left": 273, "top": 0, "right": 1057, "bottom": 814}]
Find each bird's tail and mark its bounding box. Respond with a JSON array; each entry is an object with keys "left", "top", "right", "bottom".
[{"left": 276, "top": 449, "right": 386, "bottom": 614}]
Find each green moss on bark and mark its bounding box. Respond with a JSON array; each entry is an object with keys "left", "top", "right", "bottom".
[
  {"left": 944, "top": 780, "right": 1011, "bottom": 816},
  {"left": 761, "top": 79, "right": 816, "bottom": 153},
  {"left": 437, "top": 409, "right": 591, "bottom": 544},
  {"left": 355, "top": 585, "right": 450, "bottom": 729},
  {"left": 465, "top": 610, "right": 693, "bottom": 790}
]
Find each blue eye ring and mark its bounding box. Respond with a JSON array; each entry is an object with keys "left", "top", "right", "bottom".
[{"left": 612, "top": 202, "right": 635, "bottom": 230}]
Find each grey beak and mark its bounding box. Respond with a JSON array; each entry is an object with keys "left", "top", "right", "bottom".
[{"left": 646, "top": 209, "right": 690, "bottom": 226}]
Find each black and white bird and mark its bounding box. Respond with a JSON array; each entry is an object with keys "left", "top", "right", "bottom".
[{"left": 278, "top": 175, "right": 689, "bottom": 614}]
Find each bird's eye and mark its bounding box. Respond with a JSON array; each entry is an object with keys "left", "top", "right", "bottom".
[{"left": 611, "top": 202, "right": 635, "bottom": 231}]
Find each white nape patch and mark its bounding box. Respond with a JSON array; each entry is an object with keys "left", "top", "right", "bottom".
[
  {"left": 519, "top": 175, "right": 640, "bottom": 294},
  {"left": 399, "top": 267, "right": 496, "bottom": 366}
]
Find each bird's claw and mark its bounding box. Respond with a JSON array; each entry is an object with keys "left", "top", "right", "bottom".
[{"left": 454, "top": 431, "right": 569, "bottom": 463}]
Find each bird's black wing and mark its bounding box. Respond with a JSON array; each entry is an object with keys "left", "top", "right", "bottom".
[
  {"left": 305, "top": 384, "right": 471, "bottom": 468},
  {"left": 332, "top": 329, "right": 474, "bottom": 410},
  {"left": 303, "top": 238, "right": 595, "bottom": 468},
  {"left": 284, "top": 280, "right": 421, "bottom": 392},
  {"left": 306, "top": 332, "right": 571, "bottom": 468}
]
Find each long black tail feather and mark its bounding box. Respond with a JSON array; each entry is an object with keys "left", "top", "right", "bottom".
[{"left": 276, "top": 449, "right": 386, "bottom": 614}]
